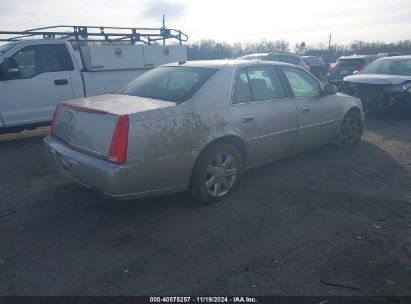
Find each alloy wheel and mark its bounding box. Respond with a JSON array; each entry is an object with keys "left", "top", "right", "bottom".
[
  {"left": 335, "top": 115, "right": 361, "bottom": 147},
  {"left": 204, "top": 152, "right": 238, "bottom": 198}
]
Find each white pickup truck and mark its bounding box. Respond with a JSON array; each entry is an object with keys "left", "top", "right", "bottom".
[{"left": 0, "top": 25, "right": 188, "bottom": 133}]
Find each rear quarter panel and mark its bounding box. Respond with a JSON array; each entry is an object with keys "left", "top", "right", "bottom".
[{"left": 125, "top": 65, "right": 236, "bottom": 188}]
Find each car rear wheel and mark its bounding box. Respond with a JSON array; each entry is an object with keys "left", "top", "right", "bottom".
[
  {"left": 334, "top": 111, "right": 363, "bottom": 147},
  {"left": 190, "top": 143, "right": 243, "bottom": 204}
]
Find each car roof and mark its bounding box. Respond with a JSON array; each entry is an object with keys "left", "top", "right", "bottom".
[
  {"left": 338, "top": 55, "right": 374, "bottom": 60},
  {"left": 375, "top": 55, "right": 411, "bottom": 60},
  {"left": 164, "top": 59, "right": 299, "bottom": 69},
  {"left": 268, "top": 52, "right": 300, "bottom": 58},
  {"left": 239, "top": 53, "right": 270, "bottom": 57}
]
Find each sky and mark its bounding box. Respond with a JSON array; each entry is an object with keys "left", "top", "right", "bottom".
[{"left": 0, "top": 0, "right": 410, "bottom": 46}]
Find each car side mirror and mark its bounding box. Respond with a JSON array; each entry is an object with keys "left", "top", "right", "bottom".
[
  {"left": 0, "top": 58, "right": 20, "bottom": 80},
  {"left": 323, "top": 83, "right": 338, "bottom": 95},
  {"left": 7, "top": 67, "right": 20, "bottom": 77}
]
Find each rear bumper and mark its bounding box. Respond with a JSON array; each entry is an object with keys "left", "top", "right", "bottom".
[
  {"left": 43, "top": 135, "right": 190, "bottom": 200},
  {"left": 44, "top": 135, "right": 130, "bottom": 197}
]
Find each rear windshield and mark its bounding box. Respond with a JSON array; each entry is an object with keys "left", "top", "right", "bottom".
[
  {"left": 337, "top": 58, "right": 366, "bottom": 68},
  {"left": 361, "top": 58, "right": 411, "bottom": 76},
  {"left": 304, "top": 57, "right": 324, "bottom": 64},
  {"left": 280, "top": 55, "right": 300, "bottom": 65},
  {"left": 120, "top": 66, "right": 217, "bottom": 103}
]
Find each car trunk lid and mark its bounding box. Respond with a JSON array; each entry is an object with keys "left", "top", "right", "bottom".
[{"left": 51, "top": 94, "right": 175, "bottom": 161}]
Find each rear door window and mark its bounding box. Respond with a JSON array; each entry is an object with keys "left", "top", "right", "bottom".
[
  {"left": 247, "top": 66, "right": 286, "bottom": 101},
  {"left": 233, "top": 68, "right": 252, "bottom": 104},
  {"left": 232, "top": 66, "right": 287, "bottom": 104},
  {"left": 282, "top": 66, "right": 321, "bottom": 97}
]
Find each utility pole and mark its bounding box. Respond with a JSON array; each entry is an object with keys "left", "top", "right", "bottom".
[
  {"left": 162, "top": 14, "right": 166, "bottom": 46},
  {"left": 328, "top": 33, "right": 332, "bottom": 53}
]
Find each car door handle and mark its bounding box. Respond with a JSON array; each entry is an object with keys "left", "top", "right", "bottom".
[
  {"left": 54, "top": 79, "right": 68, "bottom": 86},
  {"left": 301, "top": 107, "right": 311, "bottom": 114},
  {"left": 241, "top": 115, "right": 255, "bottom": 123}
]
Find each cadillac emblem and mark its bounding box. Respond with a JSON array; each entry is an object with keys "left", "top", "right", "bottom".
[{"left": 68, "top": 118, "right": 75, "bottom": 131}]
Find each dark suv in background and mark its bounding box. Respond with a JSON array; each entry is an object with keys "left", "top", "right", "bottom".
[
  {"left": 302, "top": 56, "right": 327, "bottom": 78},
  {"left": 238, "top": 52, "right": 310, "bottom": 72},
  {"left": 328, "top": 55, "right": 377, "bottom": 86}
]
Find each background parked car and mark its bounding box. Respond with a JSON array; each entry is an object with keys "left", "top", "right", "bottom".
[
  {"left": 44, "top": 60, "right": 364, "bottom": 204},
  {"left": 377, "top": 52, "right": 404, "bottom": 58},
  {"left": 238, "top": 52, "right": 311, "bottom": 72},
  {"left": 302, "top": 56, "right": 327, "bottom": 78},
  {"left": 328, "top": 55, "right": 377, "bottom": 86},
  {"left": 341, "top": 55, "right": 411, "bottom": 116}
]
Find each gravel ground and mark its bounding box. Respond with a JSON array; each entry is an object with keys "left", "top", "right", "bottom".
[{"left": 0, "top": 116, "right": 410, "bottom": 297}]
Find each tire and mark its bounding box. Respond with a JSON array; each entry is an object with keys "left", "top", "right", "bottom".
[
  {"left": 334, "top": 111, "right": 363, "bottom": 147},
  {"left": 190, "top": 143, "right": 244, "bottom": 204}
]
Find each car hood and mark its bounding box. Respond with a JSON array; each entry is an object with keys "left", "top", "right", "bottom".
[
  {"left": 343, "top": 74, "right": 411, "bottom": 85},
  {"left": 63, "top": 94, "right": 176, "bottom": 116}
]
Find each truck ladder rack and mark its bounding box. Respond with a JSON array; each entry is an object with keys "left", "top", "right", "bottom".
[{"left": 0, "top": 25, "right": 188, "bottom": 45}]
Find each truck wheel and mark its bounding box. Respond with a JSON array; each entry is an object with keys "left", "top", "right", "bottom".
[
  {"left": 334, "top": 111, "right": 363, "bottom": 147},
  {"left": 190, "top": 143, "right": 243, "bottom": 204}
]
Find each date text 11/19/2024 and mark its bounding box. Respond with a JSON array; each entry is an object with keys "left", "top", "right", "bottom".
[{"left": 149, "top": 297, "right": 258, "bottom": 303}]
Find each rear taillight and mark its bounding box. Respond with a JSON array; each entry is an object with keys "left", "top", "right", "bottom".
[
  {"left": 50, "top": 104, "right": 60, "bottom": 135},
  {"left": 109, "top": 115, "right": 129, "bottom": 165},
  {"left": 329, "top": 64, "right": 336, "bottom": 72}
]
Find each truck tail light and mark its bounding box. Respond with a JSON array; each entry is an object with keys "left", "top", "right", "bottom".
[
  {"left": 329, "top": 63, "right": 336, "bottom": 72},
  {"left": 109, "top": 115, "right": 129, "bottom": 165},
  {"left": 50, "top": 104, "right": 60, "bottom": 135}
]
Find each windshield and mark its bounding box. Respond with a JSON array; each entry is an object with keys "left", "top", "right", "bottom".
[
  {"left": 0, "top": 42, "right": 16, "bottom": 55},
  {"left": 120, "top": 66, "right": 218, "bottom": 103},
  {"left": 361, "top": 58, "right": 411, "bottom": 76},
  {"left": 304, "top": 57, "right": 324, "bottom": 65}
]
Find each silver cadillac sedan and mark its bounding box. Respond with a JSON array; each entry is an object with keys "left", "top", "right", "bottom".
[{"left": 44, "top": 60, "right": 364, "bottom": 203}]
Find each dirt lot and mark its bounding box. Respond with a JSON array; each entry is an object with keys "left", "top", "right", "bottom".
[{"left": 0, "top": 116, "right": 410, "bottom": 297}]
